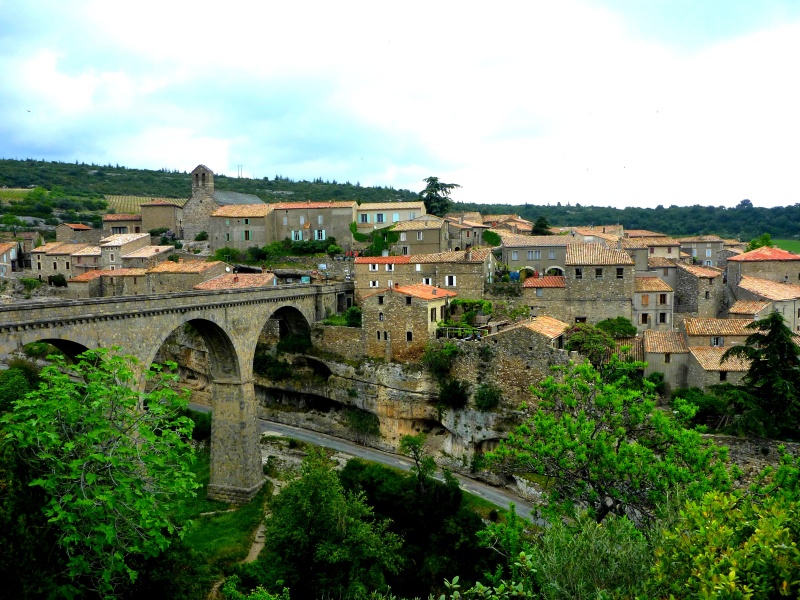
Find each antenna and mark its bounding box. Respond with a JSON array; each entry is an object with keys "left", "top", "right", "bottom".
[{"left": 237, "top": 165, "right": 243, "bottom": 178}]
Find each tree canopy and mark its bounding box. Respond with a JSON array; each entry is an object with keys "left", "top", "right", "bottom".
[
  {"left": 0, "top": 349, "right": 198, "bottom": 598},
  {"left": 419, "top": 176, "right": 461, "bottom": 217}
]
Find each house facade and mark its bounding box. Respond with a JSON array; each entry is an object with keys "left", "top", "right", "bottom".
[
  {"left": 208, "top": 204, "right": 273, "bottom": 250},
  {"left": 563, "top": 244, "right": 635, "bottom": 324},
  {"left": 633, "top": 276, "right": 674, "bottom": 332},
  {"left": 501, "top": 234, "right": 571, "bottom": 275}
]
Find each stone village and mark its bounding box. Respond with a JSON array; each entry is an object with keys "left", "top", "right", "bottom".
[{"left": 3, "top": 164, "right": 800, "bottom": 491}]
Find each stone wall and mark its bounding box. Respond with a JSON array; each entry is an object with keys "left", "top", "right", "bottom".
[
  {"left": 565, "top": 265, "right": 634, "bottom": 323},
  {"left": 311, "top": 323, "right": 365, "bottom": 360},
  {"left": 362, "top": 289, "right": 442, "bottom": 360},
  {"left": 675, "top": 268, "right": 724, "bottom": 317},
  {"left": 686, "top": 357, "right": 745, "bottom": 389},
  {"left": 730, "top": 259, "right": 800, "bottom": 287}
]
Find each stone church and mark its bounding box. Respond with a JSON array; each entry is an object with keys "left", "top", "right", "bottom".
[{"left": 181, "top": 165, "right": 265, "bottom": 241}]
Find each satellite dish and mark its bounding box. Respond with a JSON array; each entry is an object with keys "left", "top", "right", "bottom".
[{"left": 225, "top": 266, "right": 231, "bottom": 272}]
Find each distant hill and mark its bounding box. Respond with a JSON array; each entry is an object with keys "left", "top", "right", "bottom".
[{"left": 1, "top": 158, "right": 799, "bottom": 240}]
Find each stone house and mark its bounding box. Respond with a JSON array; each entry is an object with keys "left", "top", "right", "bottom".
[
  {"left": 482, "top": 214, "right": 534, "bottom": 235},
  {"left": 181, "top": 165, "right": 266, "bottom": 242},
  {"left": 444, "top": 217, "right": 490, "bottom": 251},
  {"left": 67, "top": 268, "right": 148, "bottom": 298},
  {"left": 411, "top": 248, "right": 495, "bottom": 298},
  {"left": 563, "top": 243, "right": 635, "bottom": 324},
  {"left": 55, "top": 223, "right": 104, "bottom": 244},
  {"left": 354, "top": 202, "right": 426, "bottom": 235},
  {"left": 716, "top": 247, "right": 743, "bottom": 273},
  {"left": 0, "top": 242, "right": 18, "bottom": 278},
  {"left": 146, "top": 260, "right": 228, "bottom": 294},
  {"left": 484, "top": 315, "right": 569, "bottom": 358},
  {"left": 642, "top": 330, "right": 689, "bottom": 392},
  {"left": 728, "top": 300, "right": 771, "bottom": 321},
  {"left": 674, "top": 263, "right": 725, "bottom": 318},
  {"left": 353, "top": 256, "right": 413, "bottom": 300},
  {"left": 272, "top": 201, "right": 356, "bottom": 248},
  {"left": 633, "top": 276, "right": 674, "bottom": 332},
  {"left": 140, "top": 199, "right": 183, "bottom": 235},
  {"left": 726, "top": 246, "right": 800, "bottom": 287},
  {"left": 624, "top": 229, "right": 667, "bottom": 238},
  {"left": 193, "top": 272, "right": 278, "bottom": 291},
  {"left": 362, "top": 283, "right": 457, "bottom": 361},
  {"left": 569, "top": 227, "right": 620, "bottom": 245},
  {"left": 102, "top": 213, "right": 143, "bottom": 235},
  {"left": 70, "top": 245, "right": 102, "bottom": 277},
  {"left": 620, "top": 238, "right": 650, "bottom": 272},
  {"left": 208, "top": 204, "right": 274, "bottom": 250},
  {"left": 679, "top": 235, "right": 725, "bottom": 267},
  {"left": 647, "top": 257, "right": 679, "bottom": 289},
  {"left": 120, "top": 245, "right": 176, "bottom": 270},
  {"left": 501, "top": 234, "right": 571, "bottom": 275},
  {"left": 31, "top": 242, "right": 88, "bottom": 282},
  {"left": 733, "top": 276, "right": 800, "bottom": 331},
  {"left": 99, "top": 233, "right": 151, "bottom": 271},
  {"left": 687, "top": 346, "right": 749, "bottom": 388},
  {"left": 681, "top": 318, "right": 752, "bottom": 348},
  {"left": 389, "top": 215, "right": 448, "bottom": 256},
  {"left": 522, "top": 275, "right": 567, "bottom": 320}
]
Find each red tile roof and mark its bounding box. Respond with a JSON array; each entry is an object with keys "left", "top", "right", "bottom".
[
  {"left": 63, "top": 223, "right": 93, "bottom": 230},
  {"left": 354, "top": 256, "right": 413, "bottom": 264},
  {"left": 70, "top": 268, "right": 147, "bottom": 282},
  {"left": 635, "top": 276, "right": 673, "bottom": 292},
  {"left": 211, "top": 204, "right": 272, "bottom": 217},
  {"left": 523, "top": 315, "right": 569, "bottom": 339},
  {"left": 684, "top": 318, "right": 753, "bottom": 336},
  {"left": 566, "top": 243, "right": 634, "bottom": 266},
  {"left": 522, "top": 275, "right": 565, "bottom": 288},
  {"left": 689, "top": 347, "right": 750, "bottom": 372},
  {"left": 728, "top": 300, "right": 771, "bottom": 315},
  {"left": 677, "top": 263, "right": 724, "bottom": 278},
  {"left": 102, "top": 213, "right": 141, "bottom": 222},
  {"left": 148, "top": 260, "right": 225, "bottom": 274},
  {"left": 737, "top": 276, "right": 800, "bottom": 301},
  {"left": 393, "top": 283, "right": 458, "bottom": 300},
  {"left": 643, "top": 330, "right": 688, "bottom": 353},
  {"left": 727, "top": 246, "right": 800, "bottom": 262},
  {"left": 273, "top": 201, "right": 356, "bottom": 210},
  {"left": 194, "top": 273, "right": 277, "bottom": 290}
]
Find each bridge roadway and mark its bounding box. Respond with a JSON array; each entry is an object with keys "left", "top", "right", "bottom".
[{"left": 0, "top": 283, "right": 353, "bottom": 503}]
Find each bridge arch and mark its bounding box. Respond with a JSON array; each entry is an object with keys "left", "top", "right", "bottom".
[
  {"left": 545, "top": 266, "right": 565, "bottom": 276},
  {"left": 27, "top": 337, "right": 92, "bottom": 361}
]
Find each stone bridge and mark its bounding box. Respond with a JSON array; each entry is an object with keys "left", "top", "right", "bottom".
[{"left": 0, "top": 283, "right": 353, "bottom": 502}]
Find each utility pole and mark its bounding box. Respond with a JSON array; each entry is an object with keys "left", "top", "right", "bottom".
[{"left": 237, "top": 165, "right": 243, "bottom": 178}]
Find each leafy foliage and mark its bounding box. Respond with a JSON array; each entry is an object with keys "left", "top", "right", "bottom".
[
  {"left": 0, "top": 368, "right": 31, "bottom": 413},
  {"left": 489, "top": 358, "right": 733, "bottom": 524},
  {"left": 194, "top": 230, "right": 209, "bottom": 241},
  {"left": 422, "top": 342, "right": 461, "bottom": 380},
  {"left": 595, "top": 316, "right": 637, "bottom": 338},
  {"left": 564, "top": 323, "right": 614, "bottom": 366},
  {"left": 345, "top": 306, "right": 363, "bottom": 327},
  {"left": 530, "top": 216, "right": 552, "bottom": 236},
  {"left": 419, "top": 176, "right": 460, "bottom": 217},
  {"left": 745, "top": 231, "right": 773, "bottom": 251},
  {"left": 482, "top": 230, "right": 502, "bottom": 247},
  {"left": 0, "top": 349, "right": 198, "bottom": 597},
  {"left": 474, "top": 383, "right": 503, "bottom": 411}
]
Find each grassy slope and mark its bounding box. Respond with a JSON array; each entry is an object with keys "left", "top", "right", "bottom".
[{"left": 773, "top": 239, "right": 800, "bottom": 253}]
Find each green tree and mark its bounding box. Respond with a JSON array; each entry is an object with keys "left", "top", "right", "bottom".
[
  {"left": 344, "top": 305, "right": 362, "bottom": 327},
  {"left": 595, "top": 316, "right": 637, "bottom": 338},
  {"left": 237, "top": 450, "right": 402, "bottom": 598},
  {"left": 399, "top": 433, "right": 436, "bottom": 493},
  {"left": 531, "top": 216, "right": 552, "bottom": 236},
  {"left": 489, "top": 359, "right": 732, "bottom": 524},
  {"left": 564, "top": 323, "right": 614, "bottom": 366},
  {"left": 0, "top": 368, "right": 31, "bottom": 412},
  {"left": 419, "top": 176, "right": 461, "bottom": 217},
  {"left": 0, "top": 349, "right": 198, "bottom": 597},
  {"left": 745, "top": 232, "right": 773, "bottom": 251},
  {"left": 721, "top": 311, "right": 800, "bottom": 436}
]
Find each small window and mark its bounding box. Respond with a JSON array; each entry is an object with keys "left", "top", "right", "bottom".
[
  {"left": 527, "top": 250, "right": 533, "bottom": 260},
  {"left": 422, "top": 277, "right": 432, "bottom": 285},
  {"left": 406, "top": 331, "right": 413, "bottom": 341},
  {"left": 359, "top": 214, "right": 369, "bottom": 224},
  {"left": 393, "top": 213, "right": 400, "bottom": 223},
  {"left": 225, "top": 219, "right": 230, "bottom": 226},
  {"left": 283, "top": 216, "right": 288, "bottom": 225},
  {"left": 369, "top": 280, "right": 379, "bottom": 288},
  {"left": 595, "top": 268, "right": 603, "bottom": 279},
  {"left": 376, "top": 331, "right": 381, "bottom": 340},
  {"left": 110, "top": 253, "right": 115, "bottom": 262},
  {"left": 378, "top": 296, "right": 384, "bottom": 305},
  {"left": 315, "top": 229, "right": 326, "bottom": 241},
  {"left": 417, "top": 231, "right": 423, "bottom": 241},
  {"left": 53, "top": 261, "right": 57, "bottom": 270},
  {"left": 292, "top": 230, "right": 303, "bottom": 241},
  {"left": 445, "top": 275, "right": 456, "bottom": 286},
  {"left": 415, "top": 264, "right": 421, "bottom": 272},
  {"left": 244, "top": 218, "right": 250, "bottom": 225},
  {"left": 575, "top": 268, "right": 583, "bottom": 280},
  {"left": 536, "top": 288, "right": 543, "bottom": 297},
  {"left": 641, "top": 313, "right": 649, "bottom": 325},
  {"left": 383, "top": 331, "right": 388, "bottom": 340},
  {"left": 664, "top": 352, "right": 671, "bottom": 363},
  {"left": 386, "top": 264, "right": 394, "bottom": 272},
  {"left": 667, "top": 247, "right": 673, "bottom": 254},
  {"left": 408, "top": 212, "right": 415, "bottom": 220},
  {"left": 705, "top": 291, "right": 710, "bottom": 299},
  {"left": 649, "top": 247, "right": 655, "bottom": 254},
  {"left": 641, "top": 294, "right": 649, "bottom": 306},
  {"left": 549, "top": 250, "right": 556, "bottom": 259},
  {"left": 659, "top": 293, "right": 667, "bottom": 305},
  {"left": 225, "top": 232, "right": 231, "bottom": 242},
  {"left": 244, "top": 230, "right": 251, "bottom": 241},
  {"left": 706, "top": 248, "right": 712, "bottom": 257},
  {"left": 719, "top": 371, "right": 728, "bottom": 382},
  {"left": 299, "top": 216, "right": 305, "bottom": 226},
  {"left": 402, "top": 246, "right": 409, "bottom": 255},
  {"left": 659, "top": 312, "right": 667, "bottom": 324},
  {"left": 376, "top": 214, "right": 385, "bottom": 223},
  {"left": 534, "top": 250, "right": 541, "bottom": 259},
  {"left": 379, "top": 312, "right": 384, "bottom": 321},
  {"left": 65, "top": 261, "right": 70, "bottom": 270},
  {"left": 400, "top": 232, "right": 407, "bottom": 241},
  {"left": 664, "top": 268, "right": 669, "bottom": 276},
  {"left": 406, "top": 296, "right": 412, "bottom": 305},
  {"left": 369, "top": 263, "right": 379, "bottom": 271},
  {"left": 512, "top": 251, "right": 519, "bottom": 261},
  {"left": 616, "top": 267, "right": 624, "bottom": 279},
  {"left": 430, "top": 307, "right": 437, "bottom": 322},
  {"left": 575, "top": 317, "right": 587, "bottom": 324},
  {"left": 711, "top": 336, "right": 723, "bottom": 346},
  {"left": 318, "top": 215, "right": 323, "bottom": 225}
]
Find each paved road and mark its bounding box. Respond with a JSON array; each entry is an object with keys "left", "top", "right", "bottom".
[{"left": 190, "top": 403, "right": 537, "bottom": 521}]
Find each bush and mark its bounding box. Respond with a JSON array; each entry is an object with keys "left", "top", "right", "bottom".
[
  {"left": 149, "top": 227, "right": 169, "bottom": 236},
  {"left": 19, "top": 278, "right": 42, "bottom": 292},
  {"left": 276, "top": 333, "right": 312, "bottom": 355},
  {"left": 344, "top": 306, "right": 362, "bottom": 328},
  {"left": 51, "top": 274, "right": 67, "bottom": 287},
  {"left": 422, "top": 343, "right": 461, "bottom": 380},
  {"left": 22, "top": 341, "right": 54, "bottom": 357},
  {"left": 474, "top": 383, "right": 502, "bottom": 411},
  {"left": 326, "top": 244, "right": 343, "bottom": 256},
  {"left": 211, "top": 246, "right": 243, "bottom": 263},
  {"left": 438, "top": 378, "right": 470, "bottom": 409},
  {"left": 194, "top": 231, "right": 208, "bottom": 241},
  {"left": 646, "top": 371, "right": 666, "bottom": 395},
  {"left": 247, "top": 246, "right": 267, "bottom": 262},
  {"left": 596, "top": 316, "right": 637, "bottom": 338}
]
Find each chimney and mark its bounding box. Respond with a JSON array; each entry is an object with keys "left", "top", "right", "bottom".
[
  {"left": 233, "top": 275, "right": 239, "bottom": 283},
  {"left": 394, "top": 282, "right": 399, "bottom": 288},
  {"left": 432, "top": 288, "right": 438, "bottom": 295},
  {"left": 617, "top": 238, "right": 622, "bottom": 251}
]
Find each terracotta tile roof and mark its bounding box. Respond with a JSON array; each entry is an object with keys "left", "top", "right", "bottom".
[
  {"left": 482, "top": 214, "right": 518, "bottom": 223},
  {"left": 122, "top": 245, "right": 175, "bottom": 258},
  {"left": 644, "top": 330, "right": 688, "bottom": 354},
  {"left": 390, "top": 216, "right": 446, "bottom": 231},
  {"left": 69, "top": 268, "right": 147, "bottom": 282},
  {"left": 676, "top": 263, "right": 723, "bottom": 278},
  {"left": 572, "top": 228, "right": 620, "bottom": 243},
  {"left": 724, "top": 248, "right": 744, "bottom": 255},
  {"left": 354, "top": 256, "right": 413, "bottom": 265},
  {"left": 607, "top": 336, "right": 645, "bottom": 362},
  {"left": 722, "top": 238, "right": 746, "bottom": 247},
  {"left": 566, "top": 243, "right": 634, "bottom": 266},
  {"left": 393, "top": 283, "right": 458, "bottom": 300},
  {"left": 63, "top": 223, "right": 93, "bottom": 230},
  {"left": 148, "top": 260, "right": 225, "bottom": 274},
  {"left": 194, "top": 273, "right": 277, "bottom": 290},
  {"left": 502, "top": 234, "right": 571, "bottom": 248},
  {"left": 625, "top": 229, "right": 667, "bottom": 238},
  {"left": 523, "top": 315, "right": 569, "bottom": 339},
  {"left": 632, "top": 236, "right": 681, "bottom": 247},
  {"left": 689, "top": 346, "right": 751, "bottom": 372},
  {"left": 412, "top": 248, "right": 493, "bottom": 264},
  {"left": 102, "top": 213, "right": 141, "bottom": 222},
  {"left": 71, "top": 245, "right": 101, "bottom": 256},
  {"left": 100, "top": 233, "right": 150, "bottom": 246},
  {"left": 45, "top": 243, "right": 88, "bottom": 255},
  {"left": 684, "top": 318, "right": 753, "bottom": 336},
  {"left": 620, "top": 238, "right": 649, "bottom": 249},
  {"left": 680, "top": 251, "right": 692, "bottom": 258},
  {"left": 648, "top": 257, "right": 677, "bottom": 268},
  {"left": 141, "top": 198, "right": 183, "bottom": 206},
  {"left": 360, "top": 287, "right": 391, "bottom": 300},
  {"left": 211, "top": 204, "right": 272, "bottom": 218},
  {"left": 678, "top": 235, "right": 724, "bottom": 243},
  {"left": 273, "top": 201, "right": 356, "bottom": 210},
  {"left": 737, "top": 276, "right": 800, "bottom": 301},
  {"left": 0, "top": 242, "right": 17, "bottom": 255},
  {"left": 635, "top": 276, "right": 673, "bottom": 292},
  {"left": 357, "top": 201, "right": 426, "bottom": 211},
  {"left": 31, "top": 242, "right": 68, "bottom": 254},
  {"left": 728, "top": 300, "right": 771, "bottom": 315},
  {"left": 522, "top": 275, "right": 565, "bottom": 288},
  {"left": 727, "top": 246, "right": 800, "bottom": 262}
]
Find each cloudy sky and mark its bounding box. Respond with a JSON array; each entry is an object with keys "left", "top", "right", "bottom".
[{"left": 2, "top": 0, "right": 799, "bottom": 208}]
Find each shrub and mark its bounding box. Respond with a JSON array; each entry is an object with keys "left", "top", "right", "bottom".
[
  {"left": 596, "top": 316, "right": 637, "bottom": 338},
  {"left": 344, "top": 306, "right": 362, "bottom": 328},
  {"left": 149, "top": 227, "right": 169, "bottom": 236},
  {"left": 22, "top": 341, "right": 54, "bottom": 357},
  {"left": 326, "top": 244, "right": 343, "bottom": 256},
  {"left": 247, "top": 246, "right": 267, "bottom": 262},
  {"left": 646, "top": 371, "right": 666, "bottom": 395},
  {"left": 51, "top": 274, "right": 67, "bottom": 287},
  {"left": 438, "top": 378, "right": 470, "bottom": 409},
  {"left": 19, "top": 278, "right": 42, "bottom": 292},
  {"left": 422, "top": 343, "right": 460, "bottom": 380},
  {"left": 194, "top": 231, "right": 208, "bottom": 241},
  {"left": 474, "top": 383, "right": 502, "bottom": 411},
  {"left": 211, "top": 246, "right": 243, "bottom": 263},
  {"left": 276, "top": 333, "right": 312, "bottom": 355}
]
